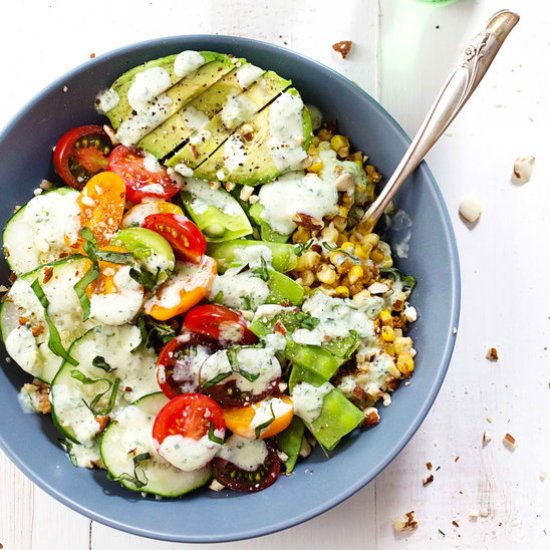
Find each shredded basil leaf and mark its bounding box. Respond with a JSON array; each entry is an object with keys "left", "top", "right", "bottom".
[
  {"left": 31, "top": 278, "right": 78, "bottom": 366},
  {"left": 227, "top": 347, "right": 260, "bottom": 382},
  {"left": 202, "top": 371, "right": 232, "bottom": 389},
  {"left": 71, "top": 369, "right": 120, "bottom": 416},
  {"left": 241, "top": 296, "right": 253, "bottom": 311},
  {"left": 73, "top": 262, "right": 100, "bottom": 321},
  {"left": 60, "top": 439, "right": 78, "bottom": 467},
  {"left": 251, "top": 256, "right": 270, "bottom": 282},
  {"left": 115, "top": 452, "right": 150, "bottom": 489},
  {"left": 92, "top": 356, "right": 113, "bottom": 372},
  {"left": 294, "top": 239, "right": 314, "bottom": 257},
  {"left": 254, "top": 401, "right": 276, "bottom": 438},
  {"left": 133, "top": 315, "right": 176, "bottom": 352},
  {"left": 208, "top": 422, "right": 224, "bottom": 445},
  {"left": 80, "top": 227, "right": 133, "bottom": 266},
  {"left": 213, "top": 290, "right": 224, "bottom": 304},
  {"left": 379, "top": 267, "right": 416, "bottom": 291},
  {"left": 129, "top": 268, "right": 157, "bottom": 290},
  {"left": 295, "top": 311, "right": 320, "bottom": 330},
  {"left": 321, "top": 241, "right": 359, "bottom": 262}
]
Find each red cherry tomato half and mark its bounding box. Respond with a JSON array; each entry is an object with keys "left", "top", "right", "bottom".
[
  {"left": 156, "top": 332, "right": 220, "bottom": 399},
  {"left": 211, "top": 440, "right": 281, "bottom": 492},
  {"left": 53, "top": 125, "right": 112, "bottom": 189},
  {"left": 108, "top": 145, "right": 182, "bottom": 203},
  {"left": 152, "top": 393, "right": 226, "bottom": 445},
  {"left": 183, "top": 305, "right": 257, "bottom": 346},
  {"left": 143, "top": 213, "right": 206, "bottom": 263}
]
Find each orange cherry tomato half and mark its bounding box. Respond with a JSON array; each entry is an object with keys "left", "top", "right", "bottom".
[
  {"left": 156, "top": 332, "right": 220, "bottom": 399},
  {"left": 54, "top": 125, "right": 112, "bottom": 189},
  {"left": 223, "top": 396, "right": 294, "bottom": 440},
  {"left": 183, "top": 305, "right": 257, "bottom": 346},
  {"left": 108, "top": 145, "right": 182, "bottom": 203},
  {"left": 143, "top": 213, "right": 206, "bottom": 264},
  {"left": 122, "top": 199, "right": 184, "bottom": 228},
  {"left": 152, "top": 393, "right": 225, "bottom": 444},
  {"left": 144, "top": 256, "right": 217, "bottom": 321},
  {"left": 77, "top": 171, "right": 126, "bottom": 247}
]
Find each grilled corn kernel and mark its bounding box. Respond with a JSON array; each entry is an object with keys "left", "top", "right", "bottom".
[
  {"left": 307, "top": 160, "right": 324, "bottom": 173},
  {"left": 317, "top": 265, "right": 337, "bottom": 284},
  {"left": 333, "top": 216, "right": 347, "bottom": 232},
  {"left": 337, "top": 205, "right": 349, "bottom": 218},
  {"left": 329, "top": 251, "right": 347, "bottom": 266},
  {"left": 348, "top": 265, "right": 364, "bottom": 284},
  {"left": 366, "top": 164, "right": 382, "bottom": 183},
  {"left": 384, "top": 343, "right": 395, "bottom": 356},
  {"left": 387, "top": 361, "right": 402, "bottom": 379},
  {"left": 381, "top": 326, "right": 395, "bottom": 342},
  {"left": 334, "top": 285, "right": 350, "bottom": 298},
  {"left": 318, "top": 128, "right": 332, "bottom": 141},
  {"left": 379, "top": 309, "right": 392, "bottom": 326},
  {"left": 364, "top": 233, "right": 380, "bottom": 247},
  {"left": 292, "top": 226, "right": 311, "bottom": 244},
  {"left": 307, "top": 143, "right": 318, "bottom": 156},
  {"left": 370, "top": 247, "right": 385, "bottom": 264},
  {"left": 330, "top": 135, "right": 350, "bottom": 157},
  {"left": 397, "top": 352, "right": 415, "bottom": 377},
  {"left": 300, "top": 270, "right": 315, "bottom": 287},
  {"left": 340, "top": 241, "right": 355, "bottom": 253},
  {"left": 336, "top": 233, "right": 347, "bottom": 246},
  {"left": 347, "top": 151, "right": 362, "bottom": 163},
  {"left": 394, "top": 336, "right": 413, "bottom": 354},
  {"left": 321, "top": 223, "right": 339, "bottom": 243},
  {"left": 295, "top": 250, "right": 320, "bottom": 271},
  {"left": 355, "top": 246, "right": 369, "bottom": 260}
]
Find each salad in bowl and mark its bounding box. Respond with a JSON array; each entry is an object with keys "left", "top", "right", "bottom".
[{"left": 1, "top": 49, "right": 417, "bottom": 497}]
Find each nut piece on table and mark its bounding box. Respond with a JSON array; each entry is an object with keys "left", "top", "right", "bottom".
[
  {"left": 393, "top": 511, "right": 418, "bottom": 533},
  {"left": 332, "top": 40, "right": 353, "bottom": 59},
  {"left": 486, "top": 347, "right": 499, "bottom": 361},
  {"left": 459, "top": 197, "right": 483, "bottom": 224},
  {"left": 512, "top": 155, "right": 535, "bottom": 184},
  {"left": 503, "top": 432, "right": 517, "bottom": 451}
]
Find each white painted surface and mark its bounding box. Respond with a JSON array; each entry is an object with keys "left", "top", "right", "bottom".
[{"left": 0, "top": 0, "right": 548, "bottom": 548}]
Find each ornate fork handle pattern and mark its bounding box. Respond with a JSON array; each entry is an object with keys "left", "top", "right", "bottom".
[{"left": 360, "top": 10, "right": 520, "bottom": 232}]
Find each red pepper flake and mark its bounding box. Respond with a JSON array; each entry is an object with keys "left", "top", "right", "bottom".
[
  {"left": 42, "top": 266, "right": 54, "bottom": 284},
  {"left": 332, "top": 40, "right": 353, "bottom": 59},
  {"left": 190, "top": 145, "right": 198, "bottom": 160}
]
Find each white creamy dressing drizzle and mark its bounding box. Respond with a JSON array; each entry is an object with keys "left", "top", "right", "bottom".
[
  {"left": 7, "top": 325, "right": 38, "bottom": 373},
  {"left": 268, "top": 91, "right": 307, "bottom": 171},
  {"left": 145, "top": 258, "right": 213, "bottom": 311},
  {"left": 158, "top": 433, "right": 222, "bottom": 472},
  {"left": 258, "top": 149, "right": 356, "bottom": 234},
  {"left": 292, "top": 381, "right": 332, "bottom": 424},
  {"left": 165, "top": 343, "right": 211, "bottom": 392},
  {"left": 174, "top": 50, "right": 205, "bottom": 78},
  {"left": 95, "top": 88, "right": 120, "bottom": 114},
  {"left": 67, "top": 442, "right": 102, "bottom": 469},
  {"left": 293, "top": 291, "right": 374, "bottom": 346},
  {"left": 217, "top": 435, "right": 268, "bottom": 471},
  {"left": 223, "top": 135, "right": 247, "bottom": 173},
  {"left": 183, "top": 179, "right": 242, "bottom": 216},
  {"left": 240, "top": 397, "right": 292, "bottom": 438},
  {"left": 200, "top": 346, "right": 281, "bottom": 396},
  {"left": 182, "top": 106, "right": 211, "bottom": 145},
  {"left": 23, "top": 191, "right": 81, "bottom": 254},
  {"left": 122, "top": 200, "right": 164, "bottom": 227},
  {"left": 221, "top": 93, "right": 257, "bottom": 130},
  {"left": 90, "top": 266, "right": 144, "bottom": 326},
  {"left": 142, "top": 153, "right": 162, "bottom": 173},
  {"left": 210, "top": 268, "right": 269, "bottom": 311},
  {"left": 233, "top": 244, "right": 273, "bottom": 268},
  {"left": 236, "top": 64, "right": 265, "bottom": 89},
  {"left": 128, "top": 67, "right": 172, "bottom": 112},
  {"left": 173, "top": 163, "right": 194, "bottom": 177},
  {"left": 252, "top": 304, "right": 295, "bottom": 321}
]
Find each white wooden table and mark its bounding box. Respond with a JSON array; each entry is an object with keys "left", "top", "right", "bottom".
[{"left": 1, "top": 1, "right": 548, "bottom": 548}]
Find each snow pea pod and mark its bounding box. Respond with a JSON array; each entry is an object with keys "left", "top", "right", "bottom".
[{"left": 275, "top": 416, "right": 305, "bottom": 473}]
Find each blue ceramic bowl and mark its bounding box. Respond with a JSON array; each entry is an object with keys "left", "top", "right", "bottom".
[{"left": 0, "top": 35, "right": 460, "bottom": 543}]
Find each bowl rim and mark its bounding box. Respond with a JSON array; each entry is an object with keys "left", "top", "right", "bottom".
[{"left": 0, "top": 34, "right": 461, "bottom": 543}]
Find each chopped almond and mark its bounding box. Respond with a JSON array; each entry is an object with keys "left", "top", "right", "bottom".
[
  {"left": 503, "top": 433, "right": 517, "bottom": 451},
  {"left": 486, "top": 347, "right": 499, "bottom": 361},
  {"left": 393, "top": 511, "right": 418, "bottom": 533},
  {"left": 332, "top": 40, "right": 353, "bottom": 59}
]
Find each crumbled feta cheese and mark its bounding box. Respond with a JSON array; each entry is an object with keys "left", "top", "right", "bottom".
[
  {"left": 403, "top": 305, "right": 417, "bottom": 322},
  {"left": 368, "top": 282, "right": 389, "bottom": 295}
]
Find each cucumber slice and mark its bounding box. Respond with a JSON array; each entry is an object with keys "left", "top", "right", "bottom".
[
  {"left": 2, "top": 187, "right": 80, "bottom": 275},
  {"left": 100, "top": 392, "right": 211, "bottom": 497},
  {"left": 1, "top": 257, "right": 95, "bottom": 383},
  {"left": 50, "top": 325, "right": 158, "bottom": 446}
]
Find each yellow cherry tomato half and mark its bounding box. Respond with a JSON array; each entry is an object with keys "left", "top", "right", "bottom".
[
  {"left": 78, "top": 171, "right": 126, "bottom": 246},
  {"left": 144, "top": 255, "right": 217, "bottom": 321},
  {"left": 122, "top": 199, "right": 183, "bottom": 228},
  {"left": 223, "top": 395, "right": 294, "bottom": 440}
]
